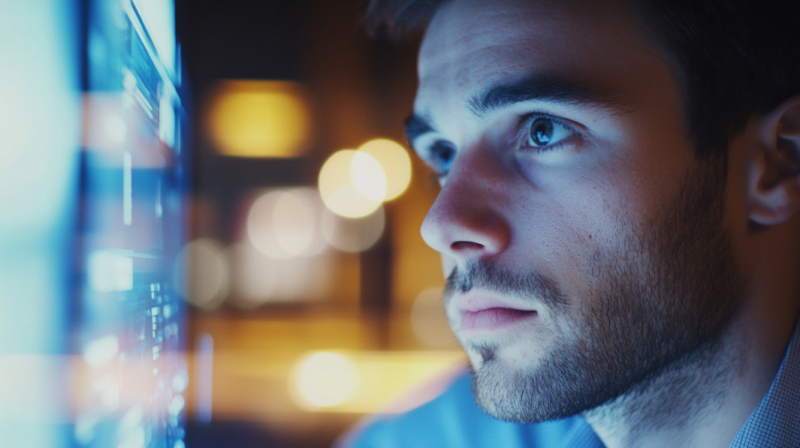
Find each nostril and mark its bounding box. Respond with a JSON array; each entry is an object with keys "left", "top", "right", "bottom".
[{"left": 451, "top": 241, "right": 485, "bottom": 251}]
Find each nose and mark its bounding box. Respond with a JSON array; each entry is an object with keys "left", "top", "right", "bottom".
[{"left": 420, "top": 149, "right": 511, "bottom": 265}]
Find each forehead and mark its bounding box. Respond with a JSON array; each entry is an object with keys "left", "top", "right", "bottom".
[{"left": 416, "top": 0, "right": 664, "bottom": 122}]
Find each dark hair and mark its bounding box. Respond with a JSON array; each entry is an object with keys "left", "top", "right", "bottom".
[{"left": 365, "top": 0, "right": 800, "bottom": 159}]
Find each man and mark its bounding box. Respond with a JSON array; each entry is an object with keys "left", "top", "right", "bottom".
[{"left": 340, "top": 0, "right": 800, "bottom": 446}]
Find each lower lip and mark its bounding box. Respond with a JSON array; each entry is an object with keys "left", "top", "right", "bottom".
[{"left": 460, "top": 308, "right": 537, "bottom": 331}]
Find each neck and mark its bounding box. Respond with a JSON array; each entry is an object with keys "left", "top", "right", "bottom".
[{"left": 583, "top": 312, "right": 785, "bottom": 448}]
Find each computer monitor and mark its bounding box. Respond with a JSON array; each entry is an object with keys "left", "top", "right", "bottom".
[
  {"left": 75, "top": 0, "right": 189, "bottom": 447},
  {"left": 0, "top": 0, "right": 188, "bottom": 446}
]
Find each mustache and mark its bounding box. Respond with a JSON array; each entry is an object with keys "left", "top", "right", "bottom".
[{"left": 445, "top": 259, "right": 568, "bottom": 309}]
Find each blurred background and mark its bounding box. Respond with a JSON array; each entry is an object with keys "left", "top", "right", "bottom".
[
  {"left": 0, "top": 0, "right": 464, "bottom": 447},
  {"left": 179, "top": 0, "right": 465, "bottom": 446}
]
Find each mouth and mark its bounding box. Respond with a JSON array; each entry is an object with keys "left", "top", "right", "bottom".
[{"left": 460, "top": 307, "right": 538, "bottom": 332}]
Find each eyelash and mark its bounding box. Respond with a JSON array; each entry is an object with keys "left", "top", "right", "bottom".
[
  {"left": 419, "top": 111, "right": 578, "bottom": 181},
  {"left": 425, "top": 141, "right": 456, "bottom": 180},
  {"left": 517, "top": 111, "right": 578, "bottom": 153}
]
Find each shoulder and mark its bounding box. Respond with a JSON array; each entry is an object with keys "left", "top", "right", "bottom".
[{"left": 336, "top": 366, "right": 584, "bottom": 448}]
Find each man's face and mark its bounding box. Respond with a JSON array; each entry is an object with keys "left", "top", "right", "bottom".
[{"left": 410, "top": 0, "right": 744, "bottom": 422}]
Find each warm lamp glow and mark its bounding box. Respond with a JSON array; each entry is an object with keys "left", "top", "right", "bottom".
[
  {"left": 273, "top": 191, "right": 316, "bottom": 255},
  {"left": 176, "top": 239, "right": 229, "bottom": 310},
  {"left": 318, "top": 150, "right": 385, "bottom": 218},
  {"left": 351, "top": 152, "right": 387, "bottom": 201},
  {"left": 358, "top": 138, "right": 412, "bottom": 200},
  {"left": 246, "top": 189, "right": 323, "bottom": 259},
  {"left": 228, "top": 239, "right": 332, "bottom": 307},
  {"left": 284, "top": 350, "right": 466, "bottom": 414},
  {"left": 321, "top": 205, "right": 385, "bottom": 253},
  {"left": 207, "top": 80, "right": 310, "bottom": 158},
  {"left": 292, "top": 352, "right": 359, "bottom": 409}
]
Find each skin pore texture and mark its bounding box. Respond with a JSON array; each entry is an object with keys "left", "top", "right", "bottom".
[{"left": 409, "top": 0, "right": 800, "bottom": 447}]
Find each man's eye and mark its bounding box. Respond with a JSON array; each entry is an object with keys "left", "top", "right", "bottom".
[
  {"left": 526, "top": 116, "right": 573, "bottom": 148},
  {"left": 429, "top": 141, "right": 456, "bottom": 177}
]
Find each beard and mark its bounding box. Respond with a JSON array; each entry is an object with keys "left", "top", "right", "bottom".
[{"left": 444, "top": 156, "right": 746, "bottom": 424}]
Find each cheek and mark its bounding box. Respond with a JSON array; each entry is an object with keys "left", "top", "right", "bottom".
[{"left": 508, "top": 175, "right": 631, "bottom": 299}]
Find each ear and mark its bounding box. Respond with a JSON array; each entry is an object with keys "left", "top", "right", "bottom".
[{"left": 748, "top": 96, "right": 800, "bottom": 226}]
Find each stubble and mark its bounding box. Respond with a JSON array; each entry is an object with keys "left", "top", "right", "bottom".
[{"left": 444, "top": 156, "right": 746, "bottom": 428}]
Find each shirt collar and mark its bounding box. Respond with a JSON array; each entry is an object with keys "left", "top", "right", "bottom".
[
  {"left": 729, "top": 316, "right": 800, "bottom": 447},
  {"left": 567, "top": 315, "right": 800, "bottom": 448}
]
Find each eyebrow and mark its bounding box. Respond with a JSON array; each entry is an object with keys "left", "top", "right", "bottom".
[
  {"left": 468, "top": 74, "right": 625, "bottom": 118},
  {"left": 404, "top": 75, "right": 627, "bottom": 144}
]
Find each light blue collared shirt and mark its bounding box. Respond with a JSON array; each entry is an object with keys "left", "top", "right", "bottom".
[
  {"left": 344, "top": 319, "right": 800, "bottom": 448},
  {"left": 731, "top": 318, "right": 800, "bottom": 447}
]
